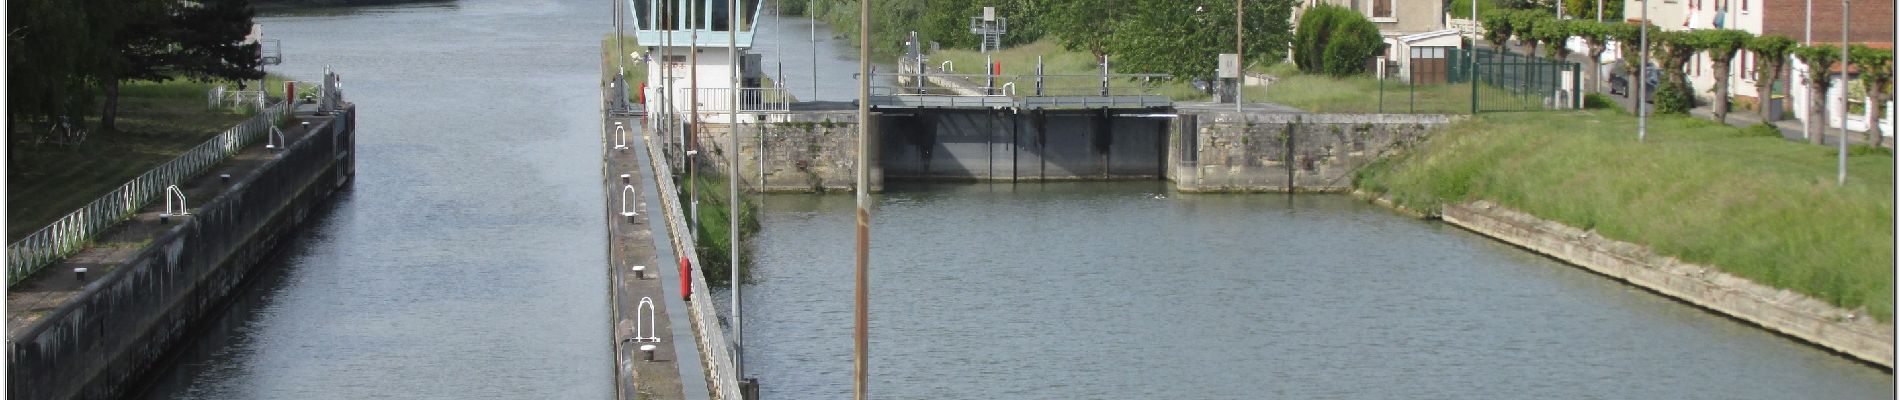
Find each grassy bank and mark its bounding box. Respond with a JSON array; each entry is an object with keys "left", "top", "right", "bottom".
[
  {"left": 928, "top": 39, "right": 1213, "bottom": 100},
  {"left": 1354, "top": 109, "right": 1895, "bottom": 320},
  {"left": 677, "top": 172, "right": 760, "bottom": 285},
  {"left": 7, "top": 77, "right": 288, "bottom": 240}
]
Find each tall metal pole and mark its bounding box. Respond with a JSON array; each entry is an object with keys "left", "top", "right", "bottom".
[
  {"left": 1802, "top": 0, "right": 1812, "bottom": 140},
  {"left": 1836, "top": 0, "right": 1848, "bottom": 185},
  {"left": 728, "top": 0, "right": 744, "bottom": 379},
  {"left": 813, "top": 2, "right": 819, "bottom": 98},
  {"left": 691, "top": 0, "right": 701, "bottom": 231},
  {"left": 1638, "top": 1, "right": 1648, "bottom": 142},
  {"left": 1235, "top": 0, "right": 1243, "bottom": 114},
  {"left": 853, "top": 0, "right": 871, "bottom": 398},
  {"left": 1596, "top": 0, "right": 1602, "bottom": 22}
]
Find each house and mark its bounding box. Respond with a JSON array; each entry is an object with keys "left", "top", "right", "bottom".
[
  {"left": 1626, "top": 0, "right": 1893, "bottom": 136},
  {"left": 1295, "top": 0, "right": 1455, "bottom": 83}
]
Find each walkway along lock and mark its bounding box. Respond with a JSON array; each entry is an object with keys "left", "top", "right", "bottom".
[
  {"left": 159, "top": 185, "right": 189, "bottom": 223},
  {"left": 634, "top": 297, "right": 662, "bottom": 343},
  {"left": 621, "top": 184, "right": 640, "bottom": 223}
]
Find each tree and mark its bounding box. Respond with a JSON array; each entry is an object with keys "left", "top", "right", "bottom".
[
  {"left": 1850, "top": 44, "right": 1892, "bottom": 148},
  {"left": 1696, "top": 29, "right": 1753, "bottom": 124},
  {"left": 1295, "top": 5, "right": 1349, "bottom": 72},
  {"left": 1745, "top": 35, "right": 1797, "bottom": 122},
  {"left": 1608, "top": 22, "right": 1654, "bottom": 114},
  {"left": 1479, "top": 9, "right": 1515, "bottom": 51},
  {"left": 1793, "top": 44, "right": 1842, "bottom": 145},
  {"left": 1532, "top": 18, "right": 1572, "bottom": 62},
  {"left": 95, "top": 0, "right": 264, "bottom": 132},
  {"left": 1570, "top": 20, "right": 1612, "bottom": 93},
  {"left": 1111, "top": 0, "right": 1296, "bottom": 86},
  {"left": 1320, "top": 13, "right": 1382, "bottom": 77},
  {"left": 8, "top": 0, "right": 99, "bottom": 137},
  {"left": 1563, "top": 0, "right": 1622, "bottom": 21},
  {"left": 1508, "top": 9, "right": 1549, "bottom": 57},
  {"left": 1043, "top": 0, "right": 1123, "bottom": 64},
  {"left": 1650, "top": 30, "right": 1701, "bottom": 114}
]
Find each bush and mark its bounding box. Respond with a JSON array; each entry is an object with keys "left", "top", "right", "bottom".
[
  {"left": 1653, "top": 81, "right": 1695, "bottom": 114},
  {"left": 1294, "top": 5, "right": 1349, "bottom": 73},
  {"left": 1583, "top": 93, "right": 1617, "bottom": 110},
  {"left": 1297, "top": 6, "right": 1383, "bottom": 76}
]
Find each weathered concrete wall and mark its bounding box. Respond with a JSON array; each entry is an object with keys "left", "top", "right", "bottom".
[
  {"left": 1173, "top": 113, "right": 1453, "bottom": 192},
  {"left": 879, "top": 109, "right": 1170, "bottom": 181},
  {"left": 692, "top": 112, "right": 877, "bottom": 192},
  {"left": 7, "top": 106, "right": 357, "bottom": 400},
  {"left": 1443, "top": 200, "right": 1896, "bottom": 368}
]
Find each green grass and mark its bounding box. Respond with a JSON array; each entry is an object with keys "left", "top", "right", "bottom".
[
  {"left": 603, "top": 35, "right": 650, "bottom": 88},
  {"left": 1354, "top": 109, "right": 1896, "bottom": 320},
  {"left": 7, "top": 77, "right": 289, "bottom": 240}
]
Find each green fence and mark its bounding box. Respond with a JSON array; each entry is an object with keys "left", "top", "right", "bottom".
[{"left": 1451, "top": 47, "right": 1581, "bottom": 113}]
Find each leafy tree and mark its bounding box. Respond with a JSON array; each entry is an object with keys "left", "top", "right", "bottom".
[
  {"left": 7, "top": 0, "right": 99, "bottom": 138},
  {"left": 1531, "top": 18, "right": 1572, "bottom": 61},
  {"left": 1849, "top": 44, "right": 1892, "bottom": 147},
  {"left": 1507, "top": 9, "right": 1549, "bottom": 57},
  {"left": 1745, "top": 35, "right": 1796, "bottom": 122},
  {"left": 1570, "top": 20, "right": 1613, "bottom": 93},
  {"left": 1696, "top": 29, "right": 1752, "bottom": 123},
  {"left": 1295, "top": 5, "right": 1349, "bottom": 73},
  {"left": 1110, "top": 0, "right": 1295, "bottom": 87},
  {"left": 1479, "top": 9, "right": 1514, "bottom": 50},
  {"left": 95, "top": 0, "right": 264, "bottom": 131},
  {"left": 1042, "top": 0, "right": 1123, "bottom": 64},
  {"left": 1563, "top": 0, "right": 1622, "bottom": 21},
  {"left": 1793, "top": 44, "right": 1842, "bottom": 145}
]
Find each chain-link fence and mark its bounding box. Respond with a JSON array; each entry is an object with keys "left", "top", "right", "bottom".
[{"left": 1450, "top": 47, "right": 1582, "bottom": 113}]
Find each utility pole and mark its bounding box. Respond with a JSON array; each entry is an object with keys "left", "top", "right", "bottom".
[
  {"left": 690, "top": 0, "right": 700, "bottom": 231},
  {"left": 813, "top": 1, "right": 819, "bottom": 98},
  {"left": 1638, "top": 0, "right": 1648, "bottom": 142},
  {"left": 728, "top": 0, "right": 744, "bottom": 381},
  {"left": 1597, "top": 0, "right": 1602, "bottom": 22},
  {"left": 1235, "top": 0, "right": 1243, "bottom": 114},
  {"left": 853, "top": 0, "right": 871, "bottom": 399},
  {"left": 1837, "top": 0, "right": 1848, "bottom": 185}
]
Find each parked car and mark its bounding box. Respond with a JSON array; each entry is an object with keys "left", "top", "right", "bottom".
[{"left": 1608, "top": 63, "right": 1660, "bottom": 103}]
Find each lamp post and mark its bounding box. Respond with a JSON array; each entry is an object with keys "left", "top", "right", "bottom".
[
  {"left": 1836, "top": 0, "right": 1848, "bottom": 185},
  {"left": 1235, "top": 0, "right": 1243, "bottom": 114},
  {"left": 728, "top": 0, "right": 744, "bottom": 379},
  {"left": 853, "top": 0, "right": 872, "bottom": 398}
]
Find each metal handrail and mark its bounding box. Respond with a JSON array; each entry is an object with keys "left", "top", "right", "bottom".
[
  {"left": 641, "top": 114, "right": 746, "bottom": 400},
  {"left": 6, "top": 101, "right": 289, "bottom": 286}
]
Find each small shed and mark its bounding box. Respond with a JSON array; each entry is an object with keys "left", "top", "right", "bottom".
[{"left": 1391, "top": 29, "right": 1463, "bottom": 84}]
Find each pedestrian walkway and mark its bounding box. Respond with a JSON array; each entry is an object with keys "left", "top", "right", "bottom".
[
  {"left": 604, "top": 107, "right": 700, "bottom": 400},
  {"left": 6, "top": 107, "right": 333, "bottom": 336}
]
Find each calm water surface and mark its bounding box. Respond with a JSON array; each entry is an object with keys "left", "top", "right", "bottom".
[
  {"left": 733, "top": 182, "right": 1892, "bottom": 399},
  {"left": 141, "top": 1, "right": 614, "bottom": 398}
]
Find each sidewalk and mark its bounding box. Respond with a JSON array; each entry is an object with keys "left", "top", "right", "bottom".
[{"left": 6, "top": 107, "right": 331, "bottom": 336}]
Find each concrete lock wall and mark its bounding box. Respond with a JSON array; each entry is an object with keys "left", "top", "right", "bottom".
[
  {"left": 7, "top": 106, "right": 357, "bottom": 400},
  {"left": 879, "top": 109, "right": 1170, "bottom": 181},
  {"left": 1174, "top": 113, "right": 1454, "bottom": 192},
  {"left": 695, "top": 112, "right": 876, "bottom": 192}
]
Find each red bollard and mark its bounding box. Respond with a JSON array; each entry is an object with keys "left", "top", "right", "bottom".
[{"left": 679, "top": 257, "right": 693, "bottom": 301}]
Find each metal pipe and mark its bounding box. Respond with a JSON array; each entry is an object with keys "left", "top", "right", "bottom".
[
  {"left": 729, "top": 0, "right": 744, "bottom": 379},
  {"left": 1638, "top": 1, "right": 1648, "bottom": 142},
  {"left": 1837, "top": 0, "right": 1848, "bottom": 185},
  {"left": 853, "top": 0, "right": 871, "bottom": 397}
]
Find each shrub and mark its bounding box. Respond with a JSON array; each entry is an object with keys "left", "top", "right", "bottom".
[
  {"left": 1583, "top": 93, "right": 1617, "bottom": 110},
  {"left": 1318, "top": 11, "right": 1383, "bottom": 76},
  {"left": 1294, "top": 5, "right": 1349, "bottom": 73},
  {"left": 1297, "top": 5, "right": 1381, "bottom": 76},
  {"left": 1653, "top": 80, "right": 1695, "bottom": 114}
]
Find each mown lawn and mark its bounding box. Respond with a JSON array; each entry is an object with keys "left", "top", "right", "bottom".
[
  {"left": 1354, "top": 108, "right": 1896, "bottom": 320},
  {"left": 8, "top": 77, "right": 285, "bottom": 240},
  {"left": 929, "top": 39, "right": 1212, "bottom": 99}
]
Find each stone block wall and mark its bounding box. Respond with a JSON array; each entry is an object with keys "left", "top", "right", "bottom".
[{"left": 1173, "top": 113, "right": 1455, "bottom": 192}]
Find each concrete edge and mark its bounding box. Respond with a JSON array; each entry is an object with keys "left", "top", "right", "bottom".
[{"left": 1440, "top": 200, "right": 1895, "bottom": 369}]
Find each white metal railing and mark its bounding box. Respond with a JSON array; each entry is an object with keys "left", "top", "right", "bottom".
[
  {"left": 688, "top": 87, "right": 792, "bottom": 112},
  {"left": 7, "top": 101, "right": 289, "bottom": 286},
  {"left": 640, "top": 112, "right": 745, "bottom": 400}
]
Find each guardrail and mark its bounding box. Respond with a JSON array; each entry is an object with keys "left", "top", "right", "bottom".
[
  {"left": 681, "top": 87, "right": 793, "bottom": 113},
  {"left": 641, "top": 113, "right": 745, "bottom": 400},
  {"left": 7, "top": 101, "right": 290, "bottom": 286}
]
